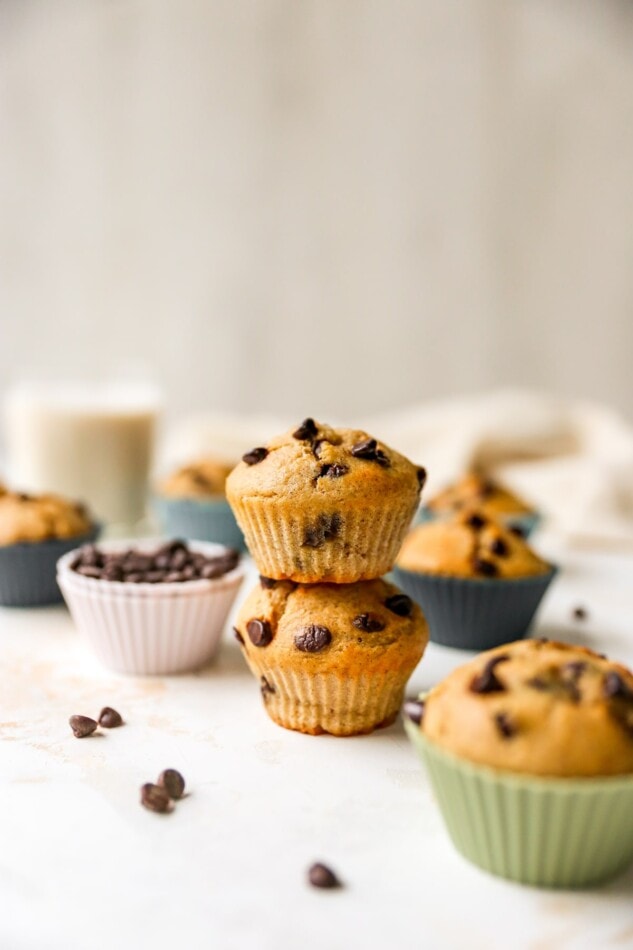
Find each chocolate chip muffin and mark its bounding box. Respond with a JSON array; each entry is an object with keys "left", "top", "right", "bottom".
[
  {"left": 424, "top": 471, "right": 539, "bottom": 536},
  {"left": 393, "top": 509, "right": 556, "bottom": 649},
  {"left": 404, "top": 640, "right": 633, "bottom": 887},
  {"left": 226, "top": 419, "right": 425, "bottom": 583},
  {"left": 418, "top": 639, "right": 633, "bottom": 777},
  {"left": 234, "top": 576, "right": 429, "bottom": 736},
  {"left": 397, "top": 509, "right": 549, "bottom": 580},
  {"left": 158, "top": 458, "right": 233, "bottom": 499},
  {"left": 0, "top": 490, "right": 93, "bottom": 546}
]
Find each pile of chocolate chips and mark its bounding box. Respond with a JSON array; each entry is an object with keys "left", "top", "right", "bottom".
[{"left": 71, "top": 540, "right": 239, "bottom": 584}]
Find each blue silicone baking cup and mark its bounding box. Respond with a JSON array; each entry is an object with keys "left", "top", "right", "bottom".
[
  {"left": 152, "top": 495, "right": 246, "bottom": 551},
  {"left": 0, "top": 524, "right": 100, "bottom": 608},
  {"left": 392, "top": 564, "right": 558, "bottom": 651},
  {"left": 415, "top": 506, "right": 541, "bottom": 538}
]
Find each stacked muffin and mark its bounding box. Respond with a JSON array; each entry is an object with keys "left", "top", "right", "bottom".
[{"left": 227, "top": 418, "right": 429, "bottom": 736}]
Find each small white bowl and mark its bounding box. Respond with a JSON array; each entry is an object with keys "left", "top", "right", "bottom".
[{"left": 57, "top": 539, "right": 245, "bottom": 675}]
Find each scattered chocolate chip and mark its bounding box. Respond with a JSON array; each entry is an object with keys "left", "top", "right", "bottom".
[
  {"left": 247, "top": 618, "right": 273, "bottom": 647},
  {"left": 308, "top": 862, "right": 341, "bottom": 889},
  {"left": 416, "top": 467, "right": 427, "bottom": 488},
  {"left": 385, "top": 594, "right": 413, "bottom": 617},
  {"left": 69, "top": 715, "right": 98, "bottom": 738},
  {"left": 303, "top": 513, "right": 342, "bottom": 548},
  {"left": 294, "top": 624, "right": 332, "bottom": 653},
  {"left": 490, "top": 538, "right": 508, "bottom": 557},
  {"left": 603, "top": 671, "right": 633, "bottom": 700},
  {"left": 352, "top": 613, "right": 385, "bottom": 633},
  {"left": 470, "top": 654, "right": 510, "bottom": 694},
  {"left": 318, "top": 463, "right": 349, "bottom": 479},
  {"left": 157, "top": 768, "right": 186, "bottom": 800},
  {"left": 467, "top": 513, "right": 486, "bottom": 530},
  {"left": 403, "top": 698, "right": 425, "bottom": 725},
  {"left": 494, "top": 712, "right": 516, "bottom": 738},
  {"left": 233, "top": 627, "right": 245, "bottom": 645},
  {"left": 242, "top": 447, "right": 268, "bottom": 465},
  {"left": 572, "top": 606, "right": 588, "bottom": 621},
  {"left": 98, "top": 707, "right": 123, "bottom": 728},
  {"left": 259, "top": 575, "right": 277, "bottom": 589},
  {"left": 140, "top": 783, "right": 171, "bottom": 814},
  {"left": 260, "top": 676, "right": 276, "bottom": 698},
  {"left": 293, "top": 418, "right": 318, "bottom": 441},
  {"left": 473, "top": 557, "right": 498, "bottom": 577}
]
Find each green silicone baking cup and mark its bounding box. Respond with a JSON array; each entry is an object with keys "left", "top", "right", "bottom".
[{"left": 404, "top": 717, "right": 633, "bottom": 888}]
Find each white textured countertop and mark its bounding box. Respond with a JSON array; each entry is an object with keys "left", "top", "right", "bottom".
[{"left": 1, "top": 541, "right": 632, "bottom": 950}]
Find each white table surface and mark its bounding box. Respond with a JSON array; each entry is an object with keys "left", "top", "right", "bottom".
[{"left": 1, "top": 538, "right": 633, "bottom": 950}]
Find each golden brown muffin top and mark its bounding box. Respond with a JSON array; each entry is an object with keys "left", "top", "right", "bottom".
[
  {"left": 415, "top": 639, "right": 633, "bottom": 777},
  {"left": 397, "top": 509, "right": 550, "bottom": 579},
  {"left": 427, "top": 471, "right": 534, "bottom": 519},
  {"left": 159, "top": 458, "right": 233, "bottom": 499},
  {"left": 0, "top": 491, "right": 93, "bottom": 546},
  {"left": 226, "top": 418, "right": 426, "bottom": 507},
  {"left": 234, "top": 577, "right": 429, "bottom": 678}
]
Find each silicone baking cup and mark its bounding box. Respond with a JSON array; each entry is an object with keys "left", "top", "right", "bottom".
[
  {"left": 392, "top": 565, "right": 557, "bottom": 651},
  {"left": 405, "top": 717, "right": 633, "bottom": 887},
  {"left": 152, "top": 495, "right": 245, "bottom": 550},
  {"left": 0, "top": 525, "right": 100, "bottom": 607},
  {"left": 57, "top": 539, "right": 244, "bottom": 675}
]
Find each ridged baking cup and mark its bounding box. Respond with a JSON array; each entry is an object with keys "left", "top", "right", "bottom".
[
  {"left": 229, "top": 494, "right": 418, "bottom": 583},
  {"left": 152, "top": 495, "right": 245, "bottom": 550},
  {"left": 253, "top": 668, "right": 408, "bottom": 736},
  {"left": 416, "top": 506, "right": 541, "bottom": 538},
  {"left": 57, "top": 540, "right": 244, "bottom": 675},
  {"left": 404, "top": 718, "right": 633, "bottom": 887},
  {"left": 0, "top": 525, "right": 100, "bottom": 607},
  {"left": 392, "top": 565, "right": 557, "bottom": 651}
]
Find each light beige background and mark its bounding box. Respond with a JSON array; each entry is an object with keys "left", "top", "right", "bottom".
[{"left": 1, "top": 0, "right": 632, "bottom": 420}]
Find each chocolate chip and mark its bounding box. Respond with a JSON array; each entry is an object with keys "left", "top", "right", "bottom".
[
  {"left": 510, "top": 524, "right": 526, "bottom": 538},
  {"left": 75, "top": 565, "right": 102, "bottom": 579},
  {"left": 307, "top": 862, "right": 341, "bottom": 889},
  {"left": 470, "top": 654, "right": 510, "bottom": 694},
  {"left": 318, "top": 463, "right": 349, "bottom": 479},
  {"left": 103, "top": 563, "right": 124, "bottom": 582},
  {"left": 302, "top": 513, "right": 342, "bottom": 548},
  {"left": 69, "top": 715, "right": 98, "bottom": 738},
  {"left": 490, "top": 537, "right": 508, "bottom": 557},
  {"left": 242, "top": 447, "right": 268, "bottom": 465},
  {"left": 259, "top": 575, "right": 277, "bottom": 589},
  {"left": 98, "top": 707, "right": 123, "bottom": 728},
  {"left": 562, "top": 661, "right": 587, "bottom": 680},
  {"left": 479, "top": 480, "right": 494, "bottom": 499},
  {"left": 403, "top": 699, "right": 425, "bottom": 725},
  {"left": 603, "top": 671, "right": 633, "bottom": 700},
  {"left": 352, "top": 613, "right": 385, "bottom": 633},
  {"left": 71, "top": 542, "right": 239, "bottom": 585},
  {"left": 385, "top": 594, "right": 413, "bottom": 617},
  {"left": 293, "top": 418, "right": 318, "bottom": 441},
  {"left": 416, "top": 467, "right": 427, "bottom": 488},
  {"left": 78, "top": 544, "right": 101, "bottom": 567},
  {"left": 157, "top": 768, "right": 186, "bottom": 800},
  {"left": 233, "top": 627, "right": 244, "bottom": 645},
  {"left": 294, "top": 625, "right": 332, "bottom": 653},
  {"left": 473, "top": 557, "right": 498, "bottom": 577},
  {"left": 200, "top": 562, "right": 227, "bottom": 579},
  {"left": 140, "top": 783, "right": 171, "bottom": 814},
  {"left": 350, "top": 438, "right": 390, "bottom": 466},
  {"left": 494, "top": 712, "right": 516, "bottom": 738},
  {"left": 467, "top": 513, "right": 486, "bottom": 530},
  {"left": 572, "top": 606, "right": 588, "bottom": 621},
  {"left": 247, "top": 619, "right": 273, "bottom": 647},
  {"left": 260, "top": 676, "right": 276, "bottom": 698}
]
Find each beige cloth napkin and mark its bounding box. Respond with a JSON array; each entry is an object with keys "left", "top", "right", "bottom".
[{"left": 163, "top": 390, "right": 633, "bottom": 550}]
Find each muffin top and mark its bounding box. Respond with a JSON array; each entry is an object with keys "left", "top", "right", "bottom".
[
  {"left": 159, "top": 458, "right": 233, "bottom": 499},
  {"left": 226, "top": 418, "right": 426, "bottom": 508},
  {"left": 427, "top": 471, "right": 533, "bottom": 519},
  {"left": 234, "top": 576, "right": 429, "bottom": 678},
  {"left": 413, "top": 639, "right": 633, "bottom": 777},
  {"left": 396, "top": 509, "right": 550, "bottom": 579},
  {"left": 0, "top": 491, "right": 93, "bottom": 546}
]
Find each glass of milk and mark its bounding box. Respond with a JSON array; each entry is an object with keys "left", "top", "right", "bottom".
[{"left": 3, "top": 380, "right": 162, "bottom": 531}]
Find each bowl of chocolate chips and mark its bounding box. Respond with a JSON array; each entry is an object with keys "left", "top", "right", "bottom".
[{"left": 57, "top": 539, "right": 244, "bottom": 674}]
